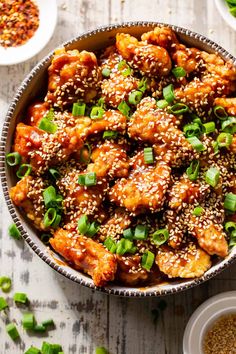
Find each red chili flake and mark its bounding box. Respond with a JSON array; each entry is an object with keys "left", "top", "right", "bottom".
[{"left": 0, "top": 0, "right": 39, "bottom": 48}]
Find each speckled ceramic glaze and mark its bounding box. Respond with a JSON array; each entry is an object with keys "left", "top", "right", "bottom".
[{"left": 1, "top": 22, "right": 236, "bottom": 297}]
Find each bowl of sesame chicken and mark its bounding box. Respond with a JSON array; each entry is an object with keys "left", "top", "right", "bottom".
[{"left": 1, "top": 22, "right": 236, "bottom": 297}]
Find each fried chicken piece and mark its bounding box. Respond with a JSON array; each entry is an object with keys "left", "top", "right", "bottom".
[
  {"left": 156, "top": 243, "right": 211, "bottom": 278},
  {"left": 141, "top": 26, "right": 178, "bottom": 50},
  {"left": 109, "top": 162, "right": 171, "bottom": 214},
  {"left": 10, "top": 176, "right": 47, "bottom": 231},
  {"left": 26, "top": 101, "right": 50, "bottom": 126},
  {"left": 116, "top": 255, "right": 149, "bottom": 286},
  {"left": 87, "top": 142, "right": 129, "bottom": 178},
  {"left": 189, "top": 216, "right": 228, "bottom": 257},
  {"left": 201, "top": 52, "right": 236, "bottom": 82},
  {"left": 50, "top": 228, "right": 117, "bottom": 287},
  {"left": 116, "top": 33, "right": 172, "bottom": 77},
  {"left": 46, "top": 48, "right": 101, "bottom": 107},
  {"left": 164, "top": 210, "right": 187, "bottom": 249},
  {"left": 99, "top": 208, "right": 132, "bottom": 241}
]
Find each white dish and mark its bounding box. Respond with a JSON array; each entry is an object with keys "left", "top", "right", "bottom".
[
  {"left": 0, "top": 0, "right": 57, "bottom": 66},
  {"left": 183, "top": 291, "right": 236, "bottom": 354},
  {"left": 215, "top": 0, "right": 236, "bottom": 31}
]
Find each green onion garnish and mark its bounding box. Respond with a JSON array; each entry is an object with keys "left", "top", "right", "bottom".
[
  {"left": 41, "top": 318, "right": 55, "bottom": 327},
  {"left": 16, "top": 164, "right": 32, "bottom": 179},
  {"left": 49, "top": 168, "right": 61, "bottom": 180},
  {"left": 86, "top": 221, "right": 99, "bottom": 238},
  {"left": 221, "top": 117, "right": 236, "bottom": 134},
  {"left": 225, "top": 221, "right": 236, "bottom": 234},
  {"left": 138, "top": 77, "right": 147, "bottom": 93},
  {"left": 24, "top": 347, "right": 41, "bottom": 354},
  {"left": 51, "top": 214, "right": 61, "bottom": 228},
  {"left": 128, "top": 90, "right": 142, "bottom": 105},
  {"left": 212, "top": 141, "right": 219, "bottom": 155},
  {"left": 78, "top": 172, "right": 97, "bottom": 186},
  {"left": 6, "top": 152, "right": 21, "bottom": 167},
  {"left": 96, "top": 347, "right": 108, "bottom": 354},
  {"left": 80, "top": 144, "right": 91, "bottom": 164},
  {"left": 103, "top": 131, "right": 118, "bottom": 139},
  {"left": 186, "top": 160, "right": 200, "bottom": 181},
  {"left": 41, "top": 342, "right": 63, "bottom": 354},
  {"left": 203, "top": 122, "right": 216, "bottom": 134},
  {"left": 213, "top": 105, "right": 228, "bottom": 120},
  {"left": 102, "top": 67, "right": 111, "bottom": 77},
  {"left": 152, "top": 229, "right": 169, "bottom": 246},
  {"left": 205, "top": 167, "right": 220, "bottom": 187},
  {"left": 13, "top": 292, "right": 28, "bottom": 304},
  {"left": 187, "top": 136, "right": 205, "bottom": 152},
  {"left": 43, "top": 208, "right": 57, "bottom": 228},
  {"left": 163, "top": 84, "right": 175, "bottom": 103},
  {"left": 217, "top": 132, "right": 233, "bottom": 148},
  {"left": 118, "top": 101, "right": 130, "bottom": 117},
  {"left": 118, "top": 60, "right": 132, "bottom": 76},
  {"left": 90, "top": 107, "right": 105, "bottom": 119},
  {"left": 156, "top": 99, "right": 169, "bottom": 109},
  {"left": 224, "top": 193, "right": 236, "bottom": 212},
  {"left": 38, "top": 118, "right": 57, "bottom": 133},
  {"left": 229, "top": 230, "right": 236, "bottom": 247},
  {"left": 183, "top": 123, "right": 201, "bottom": 138},
  {"left": 192, "top": 206, "right": 204, "bottom": 216},
  {"left": 78, "top": 174, "right": 86, "bottom": 185},
  {"left": 0, "top": 276, "right": 12, "bottom": 292},
  {"left": 0, "top": 297, "right": 8, "bottom": 311},
  {"left": 141, "top": 251, "right": 155, "bottom": 271},
  {"left": 34, "top": 324, "right": 46, "bottom": 332},
  {"left": 144, "top": 147, "right": 154, "bottom": 164},
  {"left": 116, "top": 239, "right": 134, "bottom": 255},
  {"left": 43, "top": 186, "right": 57, "bottom": 209},
  {"left": 6, "top": 322, "right": 20, "bottom": 340},
  {"left": 22, "top": 313, "right": 35, "bottom": 330},
  {"left": 8, "top": 223, "right": 21, "bottom": 240},
  {"left": 44, "top": 108, "right": 54, "bottom": 121},
  {"left": 134, "top": 225, "right": 148, "bottom": 240},
  {"left": 123, "top": 228, "right": 134, "bottom": 240},
  {"left": 77, "top": 215, "right": 90, "bottom": 235},
  {"left": 72, "top": 102, "right": 86, "bottom": 116},
  {"left": 172, "top": 66, "right": 187, "bottom": 78},
  {"left": 169, "top": 103, "right": 189, "bottom": 115},
  {"left": 104, "top": 237, "right": 117, "bottom": 253}
]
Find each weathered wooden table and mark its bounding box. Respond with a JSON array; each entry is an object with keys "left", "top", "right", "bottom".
[{"left": 0, "top": 0, "right": 236, "bottom": 353}]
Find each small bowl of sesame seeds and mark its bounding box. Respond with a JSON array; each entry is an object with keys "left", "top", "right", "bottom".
[
  {"left": 0, "top": 0, "right": 58, "bottom": 65},
  {"left": 183, "top": 291, "right": 236, "bottom": 354}
]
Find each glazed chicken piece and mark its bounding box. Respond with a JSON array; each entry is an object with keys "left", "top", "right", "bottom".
[
  {"left": 116, "top": 255, "right": 149, "bottom": 286},
  {"left": 13, "top": 123, "right": 82, "bottom": 174},
  {"left": 26, "top": 101, "right": 50, "bottom": 126},
  {"left": 164, "top": 210, "right": 187, "bottom": 249},
  {"left": 50, "top": 228, "right": 117, "bottom": 287},
  {"left": 156, "top": 243, "right": 211, "bottom": 278},
  {"left": 87, "top": 142, "right": 129, "bottom": 178},
  {"left": 214, "top": 97, "right": 236, "bottom": 116},
  {"left": 109, "top": 161, "right": 171, "bottom": 214},
  {"left": 46, "top": 48, "right": 101, "bottom": 108},
  {"left": 10, "top": 176, "right": 47, "bottom": 231},
  {"left": 99, "top": 208, "right": 132, "bottom": 241},
  {"left": 116, "top": 33, "right": 172, "bottom": 77},
  {"left": 141, "top": 26, "right": 179, "bottom": 49},
  {"left": 201, "top": 51, "right": 236, "bottom": 83}
]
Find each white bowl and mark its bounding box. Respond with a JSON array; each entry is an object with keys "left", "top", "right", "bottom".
[
  {"left": 183, "top": 291, "right": 236, "bottom": 354},
  {"left": 215, "top": 0, "right": 236, "bottom": 31},
  {"left": 0, "top": 0, "right": 57, "bottom": 66}
]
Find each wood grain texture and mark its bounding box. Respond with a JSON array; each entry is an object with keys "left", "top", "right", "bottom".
[{"left": 0, "top": 0, "right": 236, "bottom": 353}]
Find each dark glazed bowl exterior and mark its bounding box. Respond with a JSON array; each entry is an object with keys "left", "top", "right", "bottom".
[{"left": 1, "top": 22, "right": 236, "bottom": 297}]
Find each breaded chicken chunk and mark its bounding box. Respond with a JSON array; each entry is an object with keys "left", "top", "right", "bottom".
[
  {"left": 99, "top": 208, "right": 132, "bottom": 241},
  {"left": 50, "top": 228, "right": 117, "bottom": 287},
  {"left": 26, "top": 101, "right": 50, "bottom": 127},
  {"left": 116, "top": 255, "right": 149, "bottom": 286}
]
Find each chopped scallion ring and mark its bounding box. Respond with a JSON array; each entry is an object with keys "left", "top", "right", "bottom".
[
  {"left": 224, "top": 193, "right": 236, "bottom": 212},
  {"left": 41, "top": 342, "right": 63, "bottom": 353},
  {"left": 78, "top": 174, "right": 86, "bottom": 185},
  {"left": 49, "top": 168, "right": 61, "bottom": 180},
  {"left": 156, "top": 99, "right": 169, "bottom": 109},
  {"left": 225, "top": 221, "right": 236, "bottom": 234},
  {"left": 141, "top": 251, "right": 155, "bottom": 271},
  {"left": 116, "top": 238, "right": 134, "bottom": 255},
  {"left": 217, "top": 132, "right": 233, "bottom": 148},
  {"left": 6, "top": 322, "right": 20, "bottom": 340},
  {"left": 138, "top": 77, "right": 147, "bottom": 93},
  {"left": 79, "top": 144, "right": 91, "bottom": 164},
  {"left": 213, "top": 105, "right": 228, "bottom": 120},
  {"left": 128, "top": 90, "right": 143, "bottom": 105},
  {"left": 103, "top": 131, "right": 118, "bottom": 139},
  {"left": 13, "top": 293, "right": 28, "bottom": 304},
  {"left": 203, "top": 122, "right": 216, "bottom": 134},
  {"left": 43, "top": 208, "right": 57, "bottom": 228},
  {"left": 0, "top": 297, "right": 8, "bottom": 311},
  {"left": 96, "top": 347, "right": 108, "bottom": 354},
  {"left": 123, "top": 228, "right": 134, "bottom": 240},
  {"left": 38, "top": 118, "right": 57, "bottom": 133},
  {"left": 72, "top": 102, "right": 86, "bottom": 116},
  {"left": 51, "top": 214, "right": 61, "bottom": 228},
  {"left": 212, "top": 141, "right": 219, "bottom": 155},
  {"left": 134, "top": 225, "right": 148, "bottom": 240},
  {"left": 144, "top": 147, "right": 154, "bottom": 164},
  {"left": 77, "top": 215, "right": 90, "bottom": 235},
  {"left": 172, "top": 66, "right": 186, "bottom": 78},
  {"left": 24, "top": 347, "right": 41, "bottom": 354},
  {"left": 104, "top": 237, "right": 117, "bottom": 253},
  {"left": 169, "top": 103, "right": 189, "bottom": 115},
  {"left": 205, "top": 167, "right": 220, "bottom": 187},
  {"left": 117, "top": 60, "right": 132, "bottom": 76},
  {"left": 101, "top": 67, "right": 111, "bottom": 77},
  {"left": 22, "top": 313, "right": 35, "bottom": 330},
  {"left": 152, "top": 229, "right": 169, "bottom": 246},
  {"left": 6, "top": 152, "right": 21, "bottom": 167},
  {"left": 16, "top": 164, "right": 32, "bottom": 179},
  {"left": 86, "top": 221, "right": 99, "bottom": 237},
  {"left": 192, "top": 206, "right": 204, "bottom": 216},
  {"left": 41, "top": 319, "right": 55, "bottom": 327},
  {"left": 8, "top": 223, "right": 21, "bottom": 240},
  {"left": 186, "top": 160, "right": 200, "bottom": 181},
  {"left": 187, "top": 136, "right": 205, "bottom": 152},
  {"left": 44, "top": 108, "right": 54, "bottom": 121},
  {"left": 34, "top": 324, "right": 46, "bottom": 332},
  {"left": 118, "top": 101, "right": 130, "bottom": 117},
  {"left": 90, "top": 107, "right": 105, "bottom": 119},
  {"left": 221, "top": 117, "right": 236, "bottom": 134},
  {"left": 43, "top": 186, "right": 57, "bottom": 209},
  {"left": 229, "top": 230, "right": 236, "bottom": 247},
  {"left": 183, "top": 123, "right": 201, "bottom": 138},
  {"left": 0, "top": 276, "right": 12, "bottom": 292},
  {"left": 163, "top": 84, "right": 175, "bottom": 103}
]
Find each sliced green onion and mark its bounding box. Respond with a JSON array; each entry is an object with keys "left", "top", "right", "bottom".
[
  {"left": 163, "top": 84, "right": 175, "bottom": 103},
  {"left": 80, "top": 144, "right": 91, "bottom": 164},
  {"left": 0, "top": 276, "right": 12, "bottom": 292},
  {"left": 84, "top": 172, "right": 97, "bottom": 186},
  {"left": 117, "top": 60, "right": 127, "bottom": 70},
  {"left": 225, "top": 221, "right": 236, "bottom": 233},
  {"left": 8, "top": 223, "right": 21, "bottom": 240},
  {"left": 34, "top": 324, "right": 46, "bottom": 332},
  {"left": 24, "top": 346, "right": 41, "bottom": 354},
  {"left": 212, "top": 141, "right": 219, "bottom": 155},
  {"left": 38, "top": 118, "right": 57, "bottom": 134},
  {"left": 187, "top": 136, "right": 205, "bottom": 152},
  {"left": 205, "top": 167, "right": 220, "bottom": 187},
  {"left": 6, "top": 152, "right": 21, "bottom": 167},
  {"left": 183, "top": 123, "right": 201, "bottom": 138},
  {"left": 203, "top": 122, "right": 216, "bottom": 134},
  {"left": 22, "top": 313, "right": 35, "bottom": 330},
  {"left": 97, "top": 97, "right": 105, "bottom": 108},
  {"left": 13, "top": 293, "right": 28, "bottom": 304},
  {"left": 116, "top": 239, "right": 134, "bottom": 255},
  {"left": 118, "top": 101, "right": 130, "bottom": 117},
  {"left": 134, "top": 225, "right": 148, "bottom": 240},
  {"left": 78, "top": 174, "right": 86, "bottom": 185},
  {"left": 138, "top": 77, "right": 147, "bottom": 93},
  {"left": 102, "top": 67, "right": 111, "bottom": 77},
  {"left": 96, "top": 347, "right": 108, "bottom": 354},
  {"left": 118, "top": 60, "right": 132, "bottom": 76},
  {"left": 0, "top": 297, "right": 8, "bottom": 311},
  {"left": 16, "top": 164, "right": 32, "bottom": 179},
  {"left": 141, "top": 251, "right": 155, "bottom": 271},
  {"left": 229, "top": 230, "right": 236, "bottom": 247},
  {"left": 193, "top": 206, "right": 204, "bottom": 216},
  {"left": 123, "top": 228, "right": 134, "bottom": 240},
  {"left": 41, "top": 318, "right": 55, "bottom": 327},
  {"left": 104, "top": 237, "right": 117, "bottom": 253},
  {"left": 152, "top": 229, "right": 169, "bottom": 246},
  {"left": 156, "top": 99, "right": 169, "bottom": 109},
  {"left": 221, "top": 117, "right": 236, "bottom": 134},
  {"left": 128, "top": 90, "right": 142, "bottom": 105},
  {"left": 186, "top": 160, "right": 200, "bottom": 181},
  {"left": 6, "top": 322, "right": 20, "bottom": 340},
  {"left": 86, "top": 221, "right": 99, "bottom": 238},
  {"left": 41, "top": 342, "right": 63, "bottom": 354},
  {"left": 77, "top": 215, "right": 90, "bottom": 235},
  {"left": 217, "top": 132, "right": 233, "bottom": 148},
  {"left": 90, "top": 107, "right": 105, "bottom": 119},
  {"left": 43, "top": 208, "right": 57, "bottom": 228},
  {"left": 43, "top": 186, "right": 57, "bottom": 209},
  {"left": 49, "top": 168, "right": 61, "bottom": 180},
  {"left": 144, "top": 147, "right": 154, "bottom": 164},
  {"left": 169, "top": 103, "right": 189, "bottom": 115},
  {"left": 72, "top": 102, "right": 86, "bottom": 116},
  {"left": 213, "top": 105, "right": 228, "bottom": 120},
  {"left": 172, "top": 66, "right": 186, "bottom": 78},
  {"left": 224, "top": 193, "right": 236, "bottom": 212},
  {"left": 103, "top": 130, "right": 118, "bottom": 139},
  {"left": 51, "top": 214, "right": 61, "bottom": 228},
  {"left": 44, "top": 108, "right": 54, "bottom": 121}
]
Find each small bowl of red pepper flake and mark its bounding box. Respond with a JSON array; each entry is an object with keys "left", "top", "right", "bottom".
[{"left": 0, "top": 0, "right": 57, "bottom": 65}]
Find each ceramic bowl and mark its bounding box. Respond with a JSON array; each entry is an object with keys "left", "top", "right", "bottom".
[
  {"left": 215, "top": 0, "right": 236, "bottom": 32},
  {"left": 1, "top": 22, "right": 236, "bottom": 297}
]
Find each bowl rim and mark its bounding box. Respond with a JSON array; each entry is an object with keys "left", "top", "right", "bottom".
[{"left": 1, "top": 21, "right": 236, "bottom": 297}]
